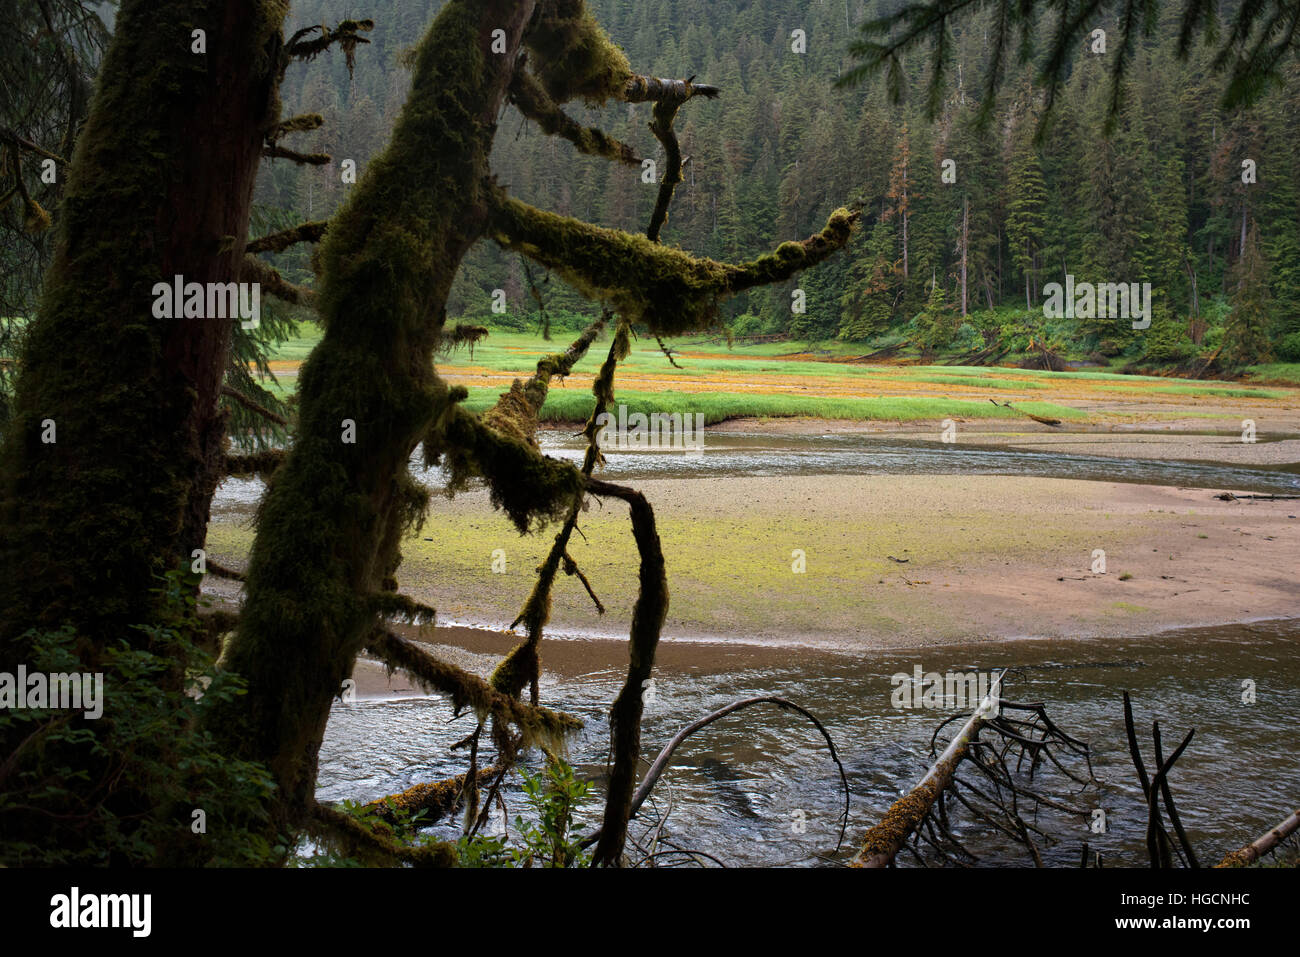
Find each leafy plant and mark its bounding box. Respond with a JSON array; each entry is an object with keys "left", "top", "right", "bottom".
[
  {"left": 0, "top": 568, "right": 278, "bottom": 866},
  {"left": 457, "top": 757, "right": 593, "bottom": 868}
]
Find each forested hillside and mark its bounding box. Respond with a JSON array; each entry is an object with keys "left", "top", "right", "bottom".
[{"left": 254, "top": 0, "right": 1297, "bottom": 364}]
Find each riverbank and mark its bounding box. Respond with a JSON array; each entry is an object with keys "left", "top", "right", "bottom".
[{"left": 206, "top": 472, "right": 1299, "bottom": 653}]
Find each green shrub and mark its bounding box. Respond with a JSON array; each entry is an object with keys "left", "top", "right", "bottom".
[{"left": 0, "top": 570, "right": 278, "bottom": 866}]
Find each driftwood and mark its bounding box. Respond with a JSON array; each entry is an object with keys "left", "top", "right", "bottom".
[
  {"left": 988, "top": 398, "right": 1061, "bottom": 427},
  {"left": 365, "top": 764, "right": 505, "bottom": 825},
  {"left": 1215, "top": 492, "right": 1300, "bottom": 501},
  {"left": 853, "top": 671, "right": 1005, "bottom": 867},
  {"left": 855, "top": 672, "right": 1098, "bottom": 868},
  {"left": 1218, "top": 808, "right": 1300, "bottom": 867},
  {"left": 582, "top": 695, "right": 850, "bottom": 859}
]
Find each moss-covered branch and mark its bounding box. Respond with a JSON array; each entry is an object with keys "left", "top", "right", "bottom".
[
  {"left": 309, "top": 802, "right": 457, "bottom": 867},
  {"left": 369, "top": 592, "right": 437, "bottom": 625},
  {"left": 432, "top": 404, "right": 587, "bottom": 535},
  {"left": 364, "top": 626, "right": 581, "bottom": 751},
  {"left": 491, "top": 321, "right": 627, "bottom": 702},
  {"left": 524, "top": 0, "right": 632, "bottom": 105},
  {"left": 481, "top": 311, "right": 607, "bottom": 447},
  {"left": 489, "top": 194, "right": 858, "bottom": 336},
  {"left": 285, "top": 19, "right": 374, "bottom": 74},
  {"left": 240, "top": 254, "right": 316, "bottom": 307},
  {"left": 365, "top": 764, "right": 505, "bottom": 824},
  {"left": 586, "top": 477, "right": 668, "bottom": 866},
  {"left": 266, "top": 113, "right": 324, "bottom": 142},
  {"left": 245, "top": 219, "right": 328, "bottom": 254},
  {"left": 509, "top": 67, "right": 639, "bottom": 166},
  {"left": 262, "top": 143, "right": 331, "bottom": 165},
  {"left": 222, "top": 448, "right": 286, "bottom": 477}
]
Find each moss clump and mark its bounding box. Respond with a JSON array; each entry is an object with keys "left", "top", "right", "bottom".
[{"left": 525, "top": 0, "right": 633, "bottom": 105}]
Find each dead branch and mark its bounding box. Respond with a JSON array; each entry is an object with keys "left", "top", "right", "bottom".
[
  {"left": 262, "top": 143, "right": 331, "bottom": 165},
  {"left": 509, "top": 67, "right": 640, "bottom": 166},
  {"left": 0, "top": 127, "right": 68, "bottom": 165},
  {"left": 562, "top": 551, "right": 605, "bottom": 614},
  {"left": 622, "top": 76, "right": 720, "bottom": 103},
  {"left": 586, "top": 477, "right": 669, "bottom": 867},
  {"left": 855, "top": 672, "right": 1005, "bottom": 868},
  {"left": 583, "top": 695, "right": 850, "bottom": 856},
  {"left": 1218, "top": 808, "right": 1300, "bottom": 867}
]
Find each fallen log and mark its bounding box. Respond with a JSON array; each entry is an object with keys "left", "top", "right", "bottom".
[
  {"left": 1217, "top": 808, "right": 1300, "bottom": 867},
  {"left": 1214, "top": 492, "right": 1300, "bottom": 501},
  {"left": 853, "top": 671, "right": 1005, "bottom": 867},
  {"left": 365, "top": 764, "right": 505, "bottom": 825},
  {"left": 989, "top": 398, "right": 1061, "bottom": 427}
]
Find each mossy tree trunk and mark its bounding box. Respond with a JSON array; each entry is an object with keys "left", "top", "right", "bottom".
[
  {"left": 0, "top": 0, "right": 289, "bottom": 662},
  {"left": 202, "top": 0, "right": 541, "bottom": 847}
]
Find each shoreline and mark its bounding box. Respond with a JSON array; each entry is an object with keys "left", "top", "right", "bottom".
[{"left": 346, "top": 616, "right": 1300, "bottom": 698}]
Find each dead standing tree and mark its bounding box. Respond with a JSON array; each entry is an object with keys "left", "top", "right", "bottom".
[{"left": 200, "top": 0, "right": 857, "bottom": 865}]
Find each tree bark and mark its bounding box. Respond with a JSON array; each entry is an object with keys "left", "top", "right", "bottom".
[
  {"left": 0, "top": 0, "right": 288, "bottom": 658},
  {"left": 201, "top": 0, "right": 540, "bottom": 849}
]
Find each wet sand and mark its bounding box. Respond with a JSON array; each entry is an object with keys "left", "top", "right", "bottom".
[{"left": 209, "top": 470, "right": 1299, "bottom": 658}]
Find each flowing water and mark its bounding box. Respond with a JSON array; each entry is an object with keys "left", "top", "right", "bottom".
[
  {"left": 214, "top": 429, "right": 1300, "bottom": 515},
  {"left": 209, "top": 431, "right": 1299, "bottom": 866},
  {"left": 318, "top": 620, "right": 1300, "bottom": 867}
]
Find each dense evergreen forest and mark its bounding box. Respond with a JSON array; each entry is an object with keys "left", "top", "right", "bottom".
[{"left": 256, "top": 0, "right": 1300, "bottom": 366}]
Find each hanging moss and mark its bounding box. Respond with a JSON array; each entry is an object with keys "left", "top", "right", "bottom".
[
  {"left": 491, "top": 319, "right": 627, "bottom": 702},
  {"left": 509, "top": 67, "right": 639, "bottom": 165},
  {"left": 365, "top": 627, "right": 581, "bottom": 752}
]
